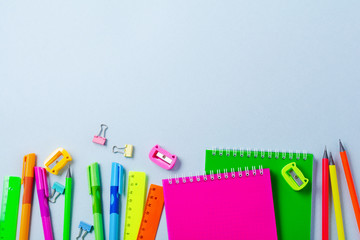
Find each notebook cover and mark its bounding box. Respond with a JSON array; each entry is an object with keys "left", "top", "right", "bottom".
[
  {"left": 205, "top": 149, "right": 313, "bottom": 240},
  {"left": 162, "top": 169, "right": 277, "bottom": 240}
]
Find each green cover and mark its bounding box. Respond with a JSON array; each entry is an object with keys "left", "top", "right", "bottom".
[{"left": 205, "top": 149, "right": 313, "bottom": 240}]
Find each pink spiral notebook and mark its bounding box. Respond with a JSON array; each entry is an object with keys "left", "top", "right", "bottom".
[{"left": 162, "top": 168, "right": 278, "bottom": 240}]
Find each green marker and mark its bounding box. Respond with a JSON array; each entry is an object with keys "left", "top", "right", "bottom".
[
  {"left": 0, "top": 176, "right": 22, "bottom": 240},
  {"left": 63, "top": 167, "right": 73, "bottom": 240},
  {"left": 87, "top": 162, "right": 104, "bottom": 240}
]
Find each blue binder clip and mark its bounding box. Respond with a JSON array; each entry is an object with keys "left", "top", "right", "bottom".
[
  {"left": 76, "top": 221, "right": 93, "bottom": 240},
  {"left": 49, "top": 182, "right": 65, "bottom": 203}
]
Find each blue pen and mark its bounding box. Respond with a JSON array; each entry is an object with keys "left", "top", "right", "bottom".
[{"left": 110, "top": 163, "right": 124, "bottom": 240}]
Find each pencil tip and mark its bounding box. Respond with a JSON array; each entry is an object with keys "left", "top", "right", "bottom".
[
  {"left": 323, "top": 146, "right": 328, "bottom": 159},
  {"left": 339, "top": 139, "right": 345, "bottom": 152},
  {"left": 329, "top": 152, "right": 335, "bottom": 165},
  {"left": 66, "top": 166, "right": 71, "bottom": 178}
]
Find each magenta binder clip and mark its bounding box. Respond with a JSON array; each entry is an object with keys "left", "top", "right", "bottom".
[
  {"left": 92, "top": 124, "right": 108, "bottom": 145},
  {"left": 149, "top": 145, "right": 177, "bottom": 170}
]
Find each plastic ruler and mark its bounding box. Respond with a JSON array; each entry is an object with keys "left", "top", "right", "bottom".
[
  {"left": 124, "top": 172, "right": 146, "bottom": 240},
  {"left": 0, "top": 176, "right": 21, "bottom": 240},
  {"left": 137, "top": 184, "right": 164, "bottom": 240}
]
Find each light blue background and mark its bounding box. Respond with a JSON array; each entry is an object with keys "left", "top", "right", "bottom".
[{"left": 1, "top": 0, "right": 360, "bottom": 239}]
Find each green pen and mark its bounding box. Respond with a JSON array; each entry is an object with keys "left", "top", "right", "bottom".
[
  {"left": 63, "top": 167, "right": 72, "bottom": 240},
  {"left": 87, "top": 162, "right": 104, "bottom": 240}
]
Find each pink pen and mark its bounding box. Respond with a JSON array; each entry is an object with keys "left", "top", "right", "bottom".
[{"left": 34, "top": 167, "right": 54, "bottom": 240}]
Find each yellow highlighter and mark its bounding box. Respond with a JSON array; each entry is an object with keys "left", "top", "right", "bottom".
[{"left": 329, "top": 153, "right": 345, "bottom": 240}]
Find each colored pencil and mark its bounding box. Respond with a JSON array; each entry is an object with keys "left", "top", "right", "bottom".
[
  {"left": 63, "top": 167, "right": 73, "bottom": 240},
  {"left": 329, "top": 153, "right": 345, "bottom": 240},
  {"left": 339, "top": 140, "right": 360, "bottom": 232},
  {"left": 322, "top": 147, "right": 329, "bottom": 240}
]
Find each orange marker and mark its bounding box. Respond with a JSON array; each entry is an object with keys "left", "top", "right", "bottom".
[
  {"left": 339, "top": 140, "right": 360, "bottom": 232},
  {"left": 19, "top": 153, "right": 36, "bottom": 240}
]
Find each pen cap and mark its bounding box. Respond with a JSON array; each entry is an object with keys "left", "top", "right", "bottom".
[
  {"left": 34, "top": 167, "right": 49, "bottom": 197},
  {"left": 111, "top": 162, "right": 124, "bottom": 195},
  {"left": 87, "top": 162, "right": 101, "bottom": 195},
  {"left": 22, "top": 153, "right": 36, "bottom": 184}
]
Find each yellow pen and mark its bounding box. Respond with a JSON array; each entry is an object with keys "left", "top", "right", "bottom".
[{"left": 329, "top": 153, "right": 345, "bottom": 240}]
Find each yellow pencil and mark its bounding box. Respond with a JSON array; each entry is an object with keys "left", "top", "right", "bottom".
[{"left": 329, "top": 153, "right": 345, "bottom": 240}]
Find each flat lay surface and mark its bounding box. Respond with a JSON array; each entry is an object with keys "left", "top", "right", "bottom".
[{"left": 1, "top": 0, "right": 360, "bottom": 239}]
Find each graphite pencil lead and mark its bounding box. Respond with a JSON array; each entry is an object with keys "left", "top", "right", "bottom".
[
  {"left": 323, "top": 146, "right": 328, "bottom": 159},
  {"left": 66, "top": 166, "right": 71, "bottom": 178},
  {"left": 329, "top": 152, "right": 335, "bottom": 165},
  {"left": 339, "top": 139, "right": 345, "bottom": 152}
]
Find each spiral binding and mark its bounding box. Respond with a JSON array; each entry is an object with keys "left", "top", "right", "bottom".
[
  {"left": 167, "top": 165, "right": 264, "bottom": 184},
  {"left": 211, "top": 147, "right": 308, "bottom": 160}
]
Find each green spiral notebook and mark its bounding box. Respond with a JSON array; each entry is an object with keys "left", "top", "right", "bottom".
[{"left": 205, "top": 148, "right": 313, "bottom": 240}]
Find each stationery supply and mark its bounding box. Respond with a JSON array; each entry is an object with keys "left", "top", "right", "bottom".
[
  {"left": 149, "top": 145, "right": 177, "bottom": 170},
  {"left": 124, "top": 171, "right": 146, "bottom": 240},
  {"left": 49, "top": 182, "right": 65, "bottom": 203},
  {"left": 137, "top": 184, "right": 164, "bottom": 240},
  {"left": 281, "top": 162, "right": 309, "bottom": 191},
  {"left": 339, "top": 140, "right": 360, "bottom": 231},
  {"left": 34, "top": 167, "right": 54, "bottom": 240},
  {"left": 329, "top": 153, "right": 345, "bottom": 240},
  {"left": 205, "top": 148, "right": 313, "bottom": 240},
  {"left": 20, "top": 153, "right": 36, "bottom": 240},
  {"left": 93, "top": 124, "right": 108, "bottom": 145},
  {"left": 322, "top": 148, "right": 329, "bottom": 240},
  {"left": 44, "top": 147, "right": 72, "bottom": 175},
  {"left": 63, "top": 167, "right": 73, "bottom": 240},
  {"left": 110, "top": 163, "right": 125, "bottom": 240},
  {"left": 87, "top": 162, "right": 105, "bottom": 240},
  {"left": 76, "top": 221, "right": 93, "bottom": 240},
  {"left": 0, "top": 176, "right": 21, "bottom": 240},
  {"left": 162, "top": 168, "right": 278, "bottom": 240},
  {"left": 1, "top": 136, "right": 356, "bottom": 240},
  {"left": 113, "top": 145, "right": 134, "bottom": 158}
]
